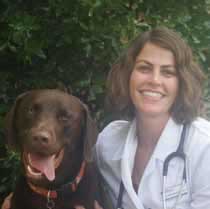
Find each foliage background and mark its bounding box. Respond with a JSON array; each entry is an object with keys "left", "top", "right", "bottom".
[{"left": 0, "top": 0, "right": 210, "bottom": 202}]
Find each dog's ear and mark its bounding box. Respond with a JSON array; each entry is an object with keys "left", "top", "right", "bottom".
[
  {"left": 4, "top": 92, "right": 29, "bottom": 150},
  {"left": 82, "top": 105, "right": 98, "bottom": 162},
  {"left": 56, "top": 82, "right": 72, "bottom": 94}
]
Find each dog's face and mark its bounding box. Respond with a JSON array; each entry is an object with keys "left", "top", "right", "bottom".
[{"left": 5, "top": 89, "right": 97, "bottom": 187}]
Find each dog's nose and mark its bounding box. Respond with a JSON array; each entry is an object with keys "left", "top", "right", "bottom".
[{"left": 32, "top": 132, "right": 51, "bottom": 145}]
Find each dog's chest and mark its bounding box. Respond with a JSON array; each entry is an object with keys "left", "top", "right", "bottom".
[
  {"left": 12, "top": 175, "right": 94, "bottom": 209},
  {"left": 13, "top": 188, "right": 91, "bottom": 209}
]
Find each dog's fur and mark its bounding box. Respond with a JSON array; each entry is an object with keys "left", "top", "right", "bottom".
[{"left": 5, "top": 89, "right": 98, "bottom": 209}]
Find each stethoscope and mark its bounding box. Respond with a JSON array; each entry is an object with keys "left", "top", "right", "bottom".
[{"left": 116, "top": 124, "right": 188, "bottom": 209}]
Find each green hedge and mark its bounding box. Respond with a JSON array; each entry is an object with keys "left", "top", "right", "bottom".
[{"left": 0, "top": 0, "right": 210, "bottom": 201}]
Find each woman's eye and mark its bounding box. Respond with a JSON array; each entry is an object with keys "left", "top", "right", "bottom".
[
  {"left": 135, "top": 65, "right": 151, "bottom": 73},
  {"left": 162, "top": 69, "right": 177, "bottom": 77}
]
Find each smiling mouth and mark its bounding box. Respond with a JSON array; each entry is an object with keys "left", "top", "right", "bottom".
[
  {"left": 140, "top": 90, "right": 164, "bottom": 99},
  {"left": 23, "top": 148, "right": 64, "bottom": 181}
]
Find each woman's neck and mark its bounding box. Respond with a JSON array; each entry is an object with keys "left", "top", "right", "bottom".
[{"left": 136, "top": 114, "right": 170, "bottom": 147}]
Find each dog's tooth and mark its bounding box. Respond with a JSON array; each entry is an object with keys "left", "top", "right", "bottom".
[
  {"left": 28, "top": 153, "right": 32, "bottom": 164},
  {"left": 27, "top": 165, "right": 42, "bottom": 176}
]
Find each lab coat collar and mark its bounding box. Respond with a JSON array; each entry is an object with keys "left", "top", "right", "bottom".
[
  {"left": 153, "top": 117, "right": 183, "bottom": 164},
  {"left": 121, "top": 119, "right": 145, "bottom": 209},
  {"left": 121, "top": 117, "right": 183, "bottom": 164}
]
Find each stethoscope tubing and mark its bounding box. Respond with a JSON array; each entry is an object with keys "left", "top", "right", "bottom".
[
  {"left": 162, "top": 124, "right": 188, "bottom": 209},
  {"left": 163, "top": 124, "right": 187, "bottom": 179}
]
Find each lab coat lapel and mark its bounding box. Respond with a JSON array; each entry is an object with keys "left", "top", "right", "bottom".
[
  {"left": 121, "top": 119, "right": 145, "bottom": 209},
  {"left": 153, "top": 118, "right": 184, "bottom": 186},
  {"left": 154, "top": 118, "right": 182, "bottom": 164}
]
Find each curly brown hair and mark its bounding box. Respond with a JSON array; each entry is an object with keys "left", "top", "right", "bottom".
[{"left": 106, "top": 26, "right": 205, "bottom": 123}]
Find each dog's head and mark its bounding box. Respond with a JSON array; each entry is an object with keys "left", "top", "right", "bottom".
[{"left": 5, "top": 89, "right": 98, "bottom": 185}]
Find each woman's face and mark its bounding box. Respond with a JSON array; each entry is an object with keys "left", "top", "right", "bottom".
[{"left": 129, "top": 42, "right": 179, "bottom": 119}]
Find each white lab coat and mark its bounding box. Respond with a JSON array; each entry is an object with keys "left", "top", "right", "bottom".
[{"left": 95, "top": 117, "right": 210, "bottom": 209}]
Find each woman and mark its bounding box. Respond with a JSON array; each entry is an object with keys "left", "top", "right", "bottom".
[
  {"left": 95, "top": 26, "right": 210, "bottom": 209},
  {"left": 2, "top": 27, "right": 210, "bottom": 209}
]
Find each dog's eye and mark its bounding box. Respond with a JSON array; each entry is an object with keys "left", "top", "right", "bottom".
[
  {"left": 28, "top": 107, "right": 34, "bottom": 115},
  {"left": 58, "top": 114, "right": 71, "bottom": 122},
  {"left": 28, "top": 104, "right": 40, "bottom": 115}
]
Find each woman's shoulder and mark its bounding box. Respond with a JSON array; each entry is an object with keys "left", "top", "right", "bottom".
[
  {"left": 191, "top": 117, "right": 210, "bottom": 138},
  {"left": 186, "top": 118, "right": 210, "bottom": 184},
  {"left": 96, "top": 120, "right": 132, "bottom": 152},
  {"left": 186, "top": 117, "right": 210, "bottom": 155},
  {"left": 99, "top": 120, "right": 131, "bottom": 137}
]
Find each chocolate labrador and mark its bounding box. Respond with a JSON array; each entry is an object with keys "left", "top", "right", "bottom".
[{"left": 4, "top": 89, "right": 98, "bottom": 209}]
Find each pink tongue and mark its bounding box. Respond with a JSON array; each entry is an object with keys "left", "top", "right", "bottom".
[{"left": 29, "top": 154, "right": 55, "bottom": 181}]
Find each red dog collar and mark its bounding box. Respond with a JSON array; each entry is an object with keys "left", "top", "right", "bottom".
[{"left": 27, "top": 161, "right": 86, "bottom": 199}]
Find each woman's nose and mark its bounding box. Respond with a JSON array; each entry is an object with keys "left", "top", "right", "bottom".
[{"left": 150, "top": 69, "right": 161, "bottom": 84}]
